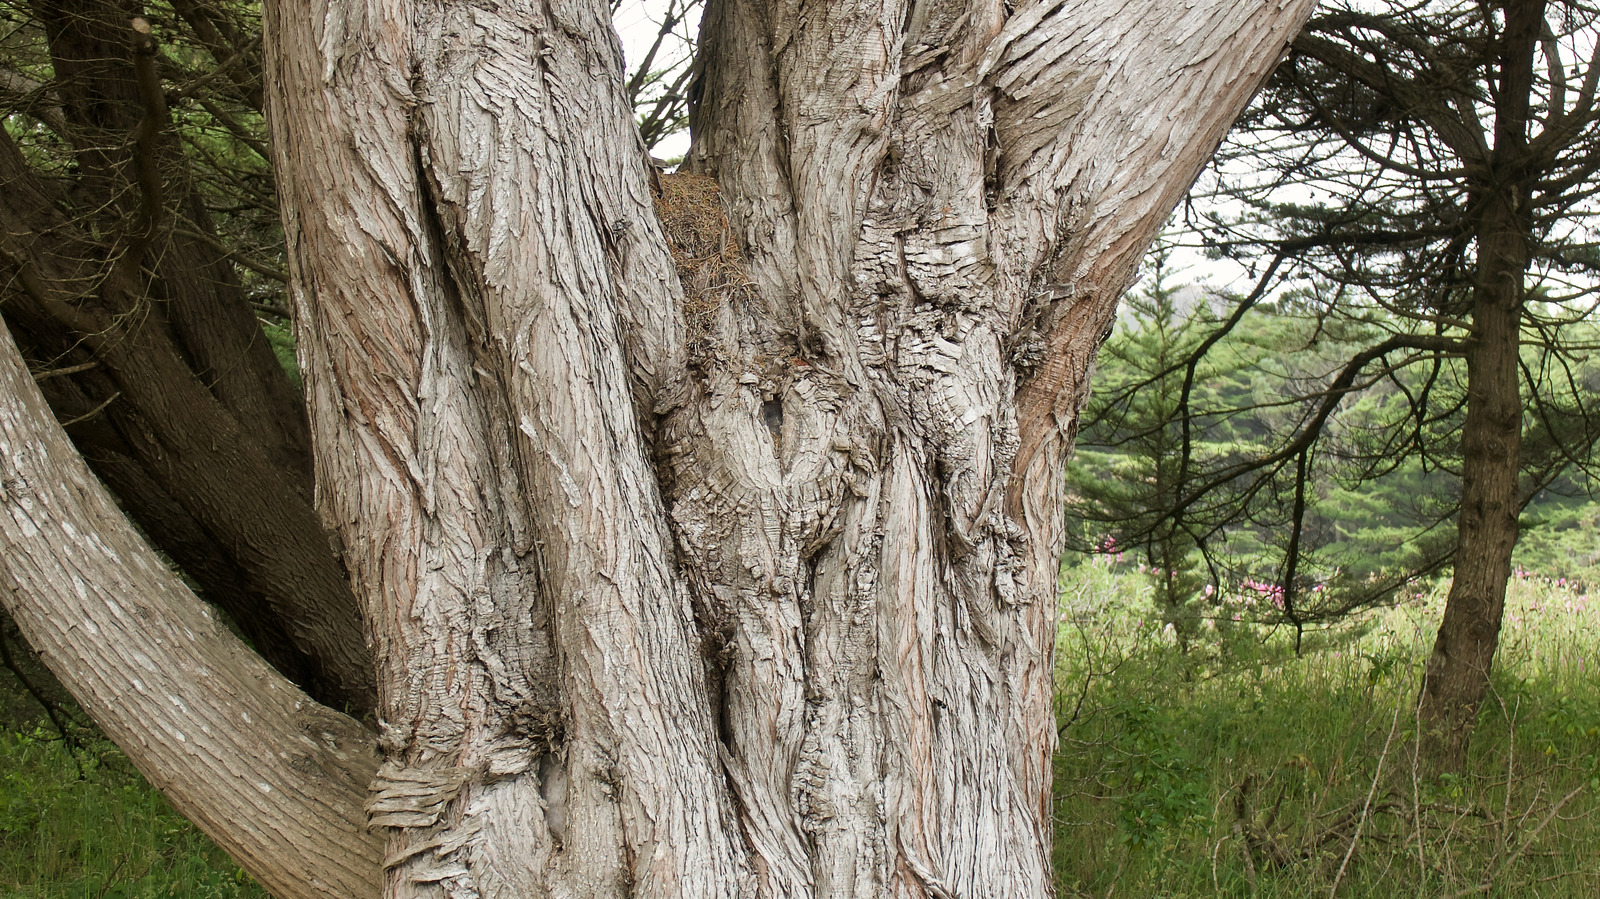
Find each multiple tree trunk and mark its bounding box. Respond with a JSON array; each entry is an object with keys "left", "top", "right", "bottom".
[
  {"left": 1, "top": 0, "right": 1316, "bottom": 896},
  {"left": 0, "top": 0, "right": 373, "bottom": 713}
]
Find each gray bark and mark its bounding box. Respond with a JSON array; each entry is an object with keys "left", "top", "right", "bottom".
[
  {"left": 1, "top": 1, "right": 1315, "bottom": 896},
  {"left": 684, "top": 4, "right": 1317, "bottom": 891}
]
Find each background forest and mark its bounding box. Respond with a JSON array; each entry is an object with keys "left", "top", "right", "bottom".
[{"left": 3, "top": 0, "right": 1600, "bottom": 896}]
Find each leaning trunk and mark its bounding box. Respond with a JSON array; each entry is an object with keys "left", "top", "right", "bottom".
[{"left": 0, "top": 315, "right": 383, "bottom": 899}]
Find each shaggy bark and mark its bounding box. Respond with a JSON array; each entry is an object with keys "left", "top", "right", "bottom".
[
  {"left": 264, "top": 0, "right": 1313, "bottom": 896},
  {"left": 681, "top": 2, "right": 1318, "bottom": 892},
  {"left": 3, "top": 1, "right": 1314, "bottom": 896}
]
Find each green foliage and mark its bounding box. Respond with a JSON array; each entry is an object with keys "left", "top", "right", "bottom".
[
  {"left": 259, "top": 317, "right": 301, "bottom": 390},
  {"left": 1070, "top": 255, "right": 1600, "bottom": 640},
  {"left": 1104, "top": 700, "right": 1210, "bottom": 848}
]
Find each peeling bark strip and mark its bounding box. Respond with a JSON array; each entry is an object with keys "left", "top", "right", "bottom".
[
  {"left": 254, "top": 0, "right": 1314, "bottom": 896},
  {"left": 0, "top": 317, "right": 382, "bottom": 899}
]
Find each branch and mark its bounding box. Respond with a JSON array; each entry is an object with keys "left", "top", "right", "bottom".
[
  {"left": 0, "top": 317, "right": 381, "bottom": 899},
  {"left": 1287, "top": 63, "right": 1471, "bottom": 181},
  {"left": 1170, "top": 333, "right": 1464, "bottom": 522},
  {"left": 1291, "top": 31, "right": 1490, "bottom": 168},
  {"left": 107, "top": 18, "right": 168, "bottom": 299},
  {"left": 995, "top": 0, "right": 1319, "bottom": 468},
  {"left": 167, "top": 0, "right": 265, "bottom": 111},
  {"left": 0, "top": 70, "right": 69, "bottom": 137}
]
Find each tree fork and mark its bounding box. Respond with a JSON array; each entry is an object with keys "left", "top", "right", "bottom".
[{"left": 4, "top": 0, "right": 1316, "bottom": 896}]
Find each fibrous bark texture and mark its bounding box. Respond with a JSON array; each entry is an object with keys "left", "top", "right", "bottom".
[
  {"left": 7, "top": 0, "right": 1313, "bottom": 896},
  {"left": 0, "top": 316, "right": 382, "bottom": 899},
  {"left": 682, "top": 1, "right": 1316, "bottom": 893},
  {"left": 258, "top": 0, "right": 1315, "bottom": 896}
]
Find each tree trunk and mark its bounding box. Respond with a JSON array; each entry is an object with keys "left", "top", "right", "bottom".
[
  {"left": 38, "top": 0, "right": 310, "bottom": 480},
  {"left": 0, "top": 1, "right": 1313, "bottom": 896},
  {"left": 1418, "top": 0, "right": 1542, "bottom": 771},
  {"left": 262, "top": 0, "right": 1312, "bottom": 895},
  {"left": 0, "top": 1, "right": 375, "bottom": 712}
]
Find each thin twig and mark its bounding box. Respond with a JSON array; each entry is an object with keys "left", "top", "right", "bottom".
[
  {"left": 59, "top": 391, "right": 121, "bottom": 428},
  {"left": 1234, "top": 818, "right": 1260, "bottom": 895},
  {"left": 1449, "top": 784, "right": 1587, "bottom": 898},
  {"left": 29, "top": 359, "right": 99, "bottom": 382}
]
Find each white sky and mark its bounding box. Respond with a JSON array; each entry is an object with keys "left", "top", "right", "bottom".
[{"left": 610, "top": 2, "right": 1599, "bottom": 309}]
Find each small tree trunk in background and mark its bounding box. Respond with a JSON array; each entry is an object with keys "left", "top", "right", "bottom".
[
  {"left": 1419, "top": 186, "right": 1529, "bottom": 769},
  {"left": 1418, "top": 0, "right": 1542, "bottom": 771}
]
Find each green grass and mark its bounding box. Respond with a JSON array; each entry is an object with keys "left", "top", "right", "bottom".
[
  {"left": 1053, "top": 555, "right": 1600, "bottom": 897},
  {"left": 0, "top": 722, "right": 267, "bottom": 898},
  {"left": 4, "top": 559, "right": 1598, "bottom": 896}
]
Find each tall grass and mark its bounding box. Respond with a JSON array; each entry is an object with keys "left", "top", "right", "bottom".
[{"left": 1053, "top": 555, "right": 1600, "bottom": 897}]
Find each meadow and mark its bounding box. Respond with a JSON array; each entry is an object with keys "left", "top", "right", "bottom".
[
  {"left": 2, "top": 561, "right": 1597, "bottom": 897},
  {"left": 1052, "top": 555, "right": 1600, "bottom": 897},
  {"left": 0, "top": 723, "right": 268, "bottom": 898}
]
